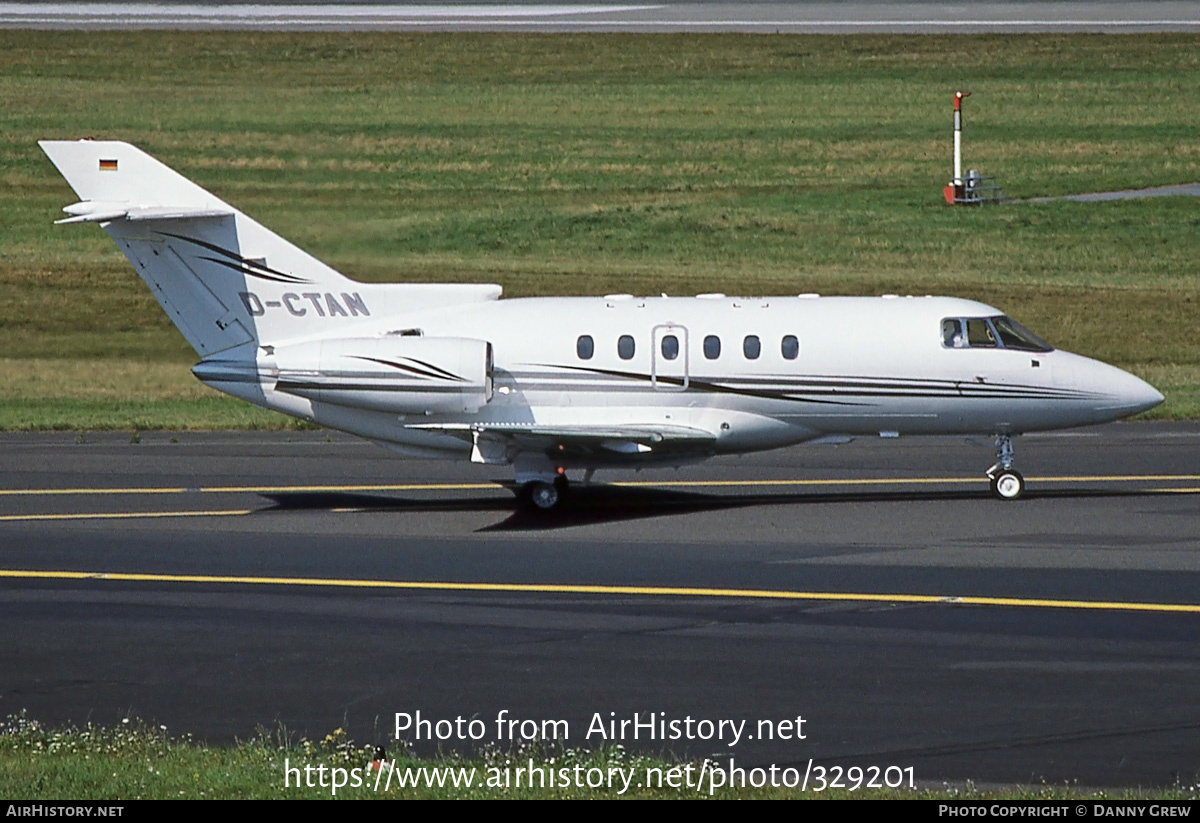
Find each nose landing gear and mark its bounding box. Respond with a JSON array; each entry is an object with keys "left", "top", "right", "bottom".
[{"left": 986, "top": 434, "right": 1025, "bottom": 500}]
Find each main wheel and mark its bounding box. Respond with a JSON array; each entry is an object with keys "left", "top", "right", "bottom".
[
  {"left": 521, "top": 479, "right": 563, "bottom": 511},
  {"left": 989, "top": 469, "right": 1025, "bottom": 501}
]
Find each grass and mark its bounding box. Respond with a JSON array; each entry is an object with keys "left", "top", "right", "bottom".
[
  {"left": 3, "top": 714, "right": 1196, "bottom": 800},
  {"left": 2, "top": 32, "right": 1198, "bottom": 427},
  {"left": 0, "top": 359, "right": 301, "bottom": 430}
]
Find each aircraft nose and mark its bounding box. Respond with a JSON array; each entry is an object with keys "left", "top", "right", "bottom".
[
  {"left": 1128, "top": 377, "right": 1165, "bottom": 415},
  {"left": 1095, "top": 364, "right": 1163, "bottom": 418}
]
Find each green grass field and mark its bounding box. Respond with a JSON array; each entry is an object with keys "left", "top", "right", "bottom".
[
  {"left": 4, "top": 714, "right": 1196, "bottom": 800},
  {"left": 3, "top": 32, "right": 1198, "bottom": 427}
]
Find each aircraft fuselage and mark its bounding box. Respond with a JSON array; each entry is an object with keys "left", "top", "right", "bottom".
[{"left": 198, "top": 292, "right": 1162, "bottom": 469}]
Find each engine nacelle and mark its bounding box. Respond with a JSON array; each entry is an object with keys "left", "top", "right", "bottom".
[{"left": 271, "top": 336, "right": 493, "bottom": 415}]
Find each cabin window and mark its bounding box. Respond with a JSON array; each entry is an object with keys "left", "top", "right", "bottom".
[
  {"left": 703, "top": 335, "right": 721, "bottom": 360},
  {"left": 576, "top": 335, "right": 594, "bottom": 360},
  {"left": 743, "top": 335, "right": 761, "bottom": 360},
  {"left": 661, "top": 334, "right": 679, "bottom": 361},
  {"left": 781, "top": 335, "right": 799, "bottom": 360},
  {"left": 618, "top": 335, "right": 635, "bottom": 360}
]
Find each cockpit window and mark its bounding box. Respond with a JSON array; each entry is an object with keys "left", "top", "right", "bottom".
[
  {"left": 966, "top": 319, "right": 997, "bottom": 348},
  {"left": 942, "top": 318, "right": 965, "bottom": 348},
  {"left": 942, "top": 316, "right": 1053, "bottom": 352},
  {"left": 991, "top": 316, "right": 1053, "bottom": 352}
]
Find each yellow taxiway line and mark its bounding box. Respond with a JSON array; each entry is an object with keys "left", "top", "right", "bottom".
[
  {"left": 0, "top": 510, "right": 253, "bottom": 522},
  {"left": 0, "top": 475, "right": 1195, "bottom": 522},
  {"left": 2, "top": 474, "right": 1200, "bottom": 497},
  {"left": 0, "top": 569, "right": 1196, "bottom": 614},
  {"left": 0, "top": 483, "right": 499, "bottom": 496},
  {"left": 618, "top": 475, "right": 1200, "bottom": 488}
]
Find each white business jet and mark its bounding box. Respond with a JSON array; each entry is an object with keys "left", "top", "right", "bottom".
[{"left": 40, "top": 140, "right": 1163, "bottom": 510}]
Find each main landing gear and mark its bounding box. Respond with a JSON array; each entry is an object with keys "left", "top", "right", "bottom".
[
  {"left": 518, "top": 474, "right": 570, "bottom": 512},
  {"left": 985, "top": 433, "right": 1025, "bottom": 501}
]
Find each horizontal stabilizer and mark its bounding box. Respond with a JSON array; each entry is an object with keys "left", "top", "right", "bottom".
[{"left": 56, "top": 201, "right": 234, "bottom": 224}]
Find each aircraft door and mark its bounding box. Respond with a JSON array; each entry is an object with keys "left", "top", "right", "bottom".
[{"left": 651, "top": 324, "right": 689, "bottom": 391}]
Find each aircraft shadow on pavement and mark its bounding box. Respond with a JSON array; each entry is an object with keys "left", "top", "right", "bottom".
[{"left": 258, "top": 484, "right": 1186, "bottom": 532}]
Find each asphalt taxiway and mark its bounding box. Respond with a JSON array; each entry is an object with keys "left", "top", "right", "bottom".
[{"left": 1, "top": 423, "right": 1198, "bottom": 787}]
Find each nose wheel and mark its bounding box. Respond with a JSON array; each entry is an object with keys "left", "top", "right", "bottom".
[
  {"left": 986, "top": 434, "right": 1025, "bottom": 501},
  {"left": 989, "top": 469, "right": 1025, "bottom": 500}
]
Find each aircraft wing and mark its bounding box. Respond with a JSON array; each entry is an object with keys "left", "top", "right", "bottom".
[{"left": 406, "top": 421, "right": 717, "bottom": 462}]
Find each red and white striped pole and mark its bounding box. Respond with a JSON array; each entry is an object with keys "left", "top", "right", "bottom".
[
  {"left": 953, "top": 91, "right": 969, "bottom": 185},
  {"left": 944, "top": 90, "right": 970, "bottom": 204}
]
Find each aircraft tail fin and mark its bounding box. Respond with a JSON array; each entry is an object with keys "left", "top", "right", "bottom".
[
  {"left": 40, "top": 140, "right": 237, "bottom": 212},
  {"left": 40, "top": 140, "right": 503, "bottom": 358}
]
